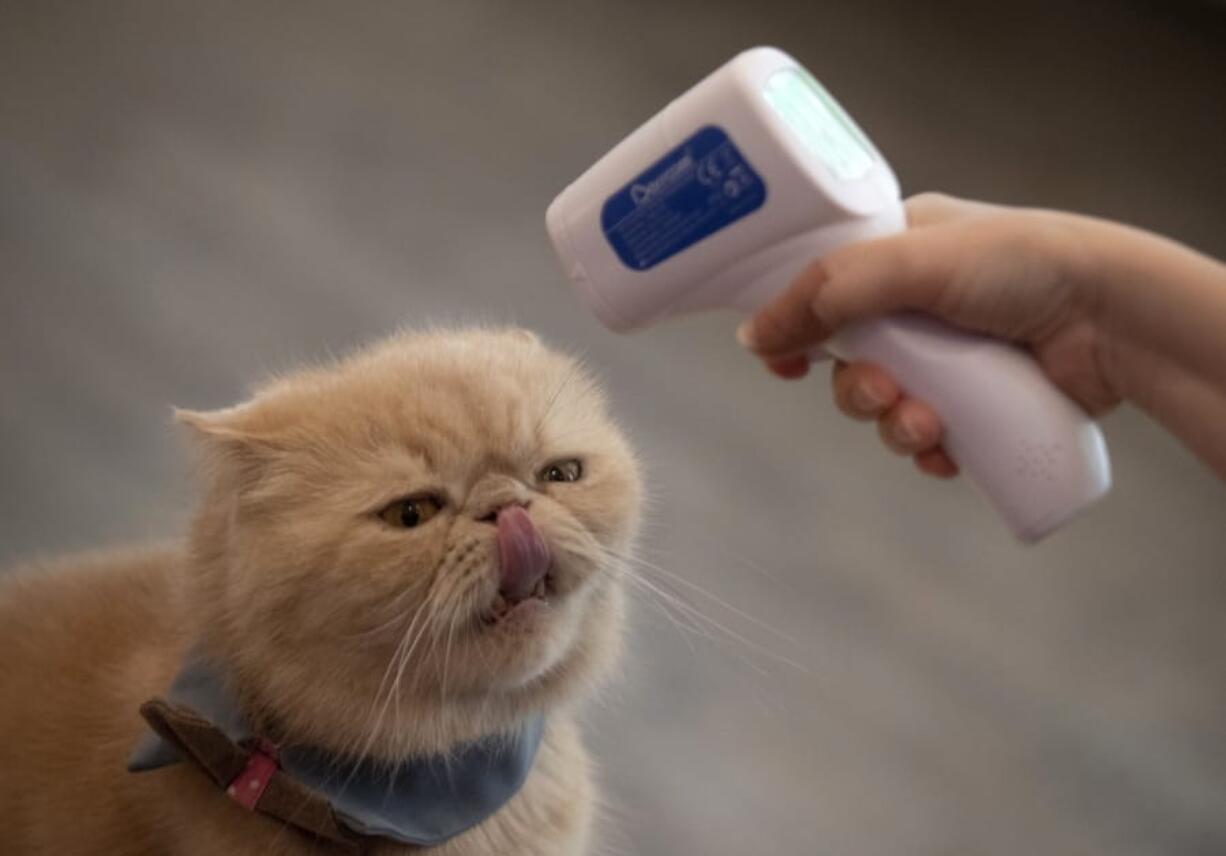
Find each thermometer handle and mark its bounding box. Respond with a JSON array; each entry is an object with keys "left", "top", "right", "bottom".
[{"left": 827, "top": 314, "right": 1111, "bottom": 541}]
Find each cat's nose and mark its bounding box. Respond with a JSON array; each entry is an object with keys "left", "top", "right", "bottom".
[
  {"left": 476, "top": 501, "right": 523, "bottom": 524},
  {"left": 495, "top": 505, "right": 551, "bottom": 603}
]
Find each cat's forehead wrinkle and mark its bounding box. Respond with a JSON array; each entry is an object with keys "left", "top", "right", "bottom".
[
  {"left": 466, "top": 451, "right": 522, "bottom": 485},
  {"left": 385, "top": 376, "right": 525, "bottom": 460},
  {"left": 243, "top": 327, "right": 607, "bottom": 471}
]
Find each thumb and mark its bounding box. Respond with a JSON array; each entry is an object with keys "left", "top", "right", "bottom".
[{"left": 738, "top": 229, "right": 954, "bottom": 357}]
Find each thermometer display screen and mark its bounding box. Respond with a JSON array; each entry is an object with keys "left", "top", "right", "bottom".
[{"left": 764, "top": 68, "right": 876, "bottom": 181}]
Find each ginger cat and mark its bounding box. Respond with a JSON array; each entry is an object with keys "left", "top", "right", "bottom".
[{"left": 0, "top": 327, "right": 642, "bottom": 855}]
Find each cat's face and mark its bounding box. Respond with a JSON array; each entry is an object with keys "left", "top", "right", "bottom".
[{"left": 183, "top": 328, "right": 641, "bottom": 756}]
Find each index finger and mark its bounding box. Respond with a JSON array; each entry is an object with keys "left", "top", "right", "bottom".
[{"left": 735, "top": 259, "right": 832, "bottom": 357}]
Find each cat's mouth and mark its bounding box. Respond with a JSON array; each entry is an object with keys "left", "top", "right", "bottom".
[
  {"left": 482, "top": 505, "right": 562, "bottom": 628},
  {"left": 480, "top": 570, "right": 558, "bottom": 626}
]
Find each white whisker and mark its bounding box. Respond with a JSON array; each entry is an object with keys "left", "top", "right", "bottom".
[
  {"left": 597, "top": 545, "right": 811, "bottom": 676},
  {"left": 608, "top": 545, "right": 800, "bottom": 646}
]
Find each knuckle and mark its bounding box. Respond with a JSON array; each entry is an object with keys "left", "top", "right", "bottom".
[
  {"left": 877, "top": 415, "right": 909, "bottom": 455},
  {"left": 917, "top": 190, "right": 954, "bottom": 204},
  {"left": 832, "top": 366, "right": 878, "bottom": 419},
  {"left": 904, "top": 192, "right": 959, "bottom": 224},
  {"left": 754, "top": 307, "right": 790, "bottom": 345},
  {"left": 908, "top": 190, "right": 953, "bottom": 209},
  {"left": 796, "top": 257, "right": 831, "bottom": 288},
  {"left": 831, "top": 374, "right": 858, "bottom": 416}
]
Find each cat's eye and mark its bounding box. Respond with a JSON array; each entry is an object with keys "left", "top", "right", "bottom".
[
  {"left": 539, "top": 459, "right": 583, "bottom": 484},
  {"left": 378, "top": 495, "right": 443, "bottom": 529}
]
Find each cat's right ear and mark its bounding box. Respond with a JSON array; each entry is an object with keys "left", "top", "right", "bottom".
[
  {"left": 175, "top": 405, "right": 255, "bottom": 441},
  {"left": 173, "top": 404, "right": 280, "bottom": 482}
]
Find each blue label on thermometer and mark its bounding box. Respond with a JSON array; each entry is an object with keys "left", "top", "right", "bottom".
[{"left": 601, "top": 125, "right": 766, "bottom": 271}]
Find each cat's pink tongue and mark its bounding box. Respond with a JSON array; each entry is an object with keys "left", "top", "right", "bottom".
[{"left": 496, "top": 505, "right": 551, "bottom": 602}]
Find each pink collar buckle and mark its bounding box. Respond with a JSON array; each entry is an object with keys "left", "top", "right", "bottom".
[{"left": 226, "top": 738, "right": 280, "bottom": 810}]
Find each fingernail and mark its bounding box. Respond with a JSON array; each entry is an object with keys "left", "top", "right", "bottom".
[
  {"left": 735, "top": 320, "right": 757, "bottom": 350},
  {"left": 851, "top": 383, "right": 885, "bottom": 413},
  {"left": 896, "top": 413, "right": 923, "bottom": 446}
]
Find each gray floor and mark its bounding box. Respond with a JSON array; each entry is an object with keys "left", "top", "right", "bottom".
[{"left": 3, "top": 1, "right": 1226, "bottom": 854}]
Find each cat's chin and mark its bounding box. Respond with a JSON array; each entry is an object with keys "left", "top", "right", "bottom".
[
  {"left": 481, "top": 595, "right": 551, "bottom": 631},
  {"left": 465, "top": 602, "right": 583, "bottom": 695},
  {"left": 217, "top": 579, "right": 623, "bottom": 762}
]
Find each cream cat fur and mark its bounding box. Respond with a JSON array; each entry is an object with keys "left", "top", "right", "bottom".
[{"left": 0, "top": 327, "right": 642, "bottom": 855}]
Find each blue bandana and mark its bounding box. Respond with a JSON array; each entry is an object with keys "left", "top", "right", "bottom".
[{"left": 128, "top": 650, "right": 544, "bottom": 849}]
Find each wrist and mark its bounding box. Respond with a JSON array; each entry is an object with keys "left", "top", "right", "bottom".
[
  {"left": 1030, "top": 213, "right": 1139, "bottom": 402},
  {"left": 1065, "top": 214, "right": 1226, "bottom": 435}
]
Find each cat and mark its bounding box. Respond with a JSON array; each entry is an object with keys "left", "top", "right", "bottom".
[{"left": 0, "top": 326, "right": 642, "bottom": 855}]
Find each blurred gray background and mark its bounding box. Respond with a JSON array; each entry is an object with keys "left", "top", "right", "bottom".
[{"left": 3, "top": 1, "right": 1225, "bottom": 853}]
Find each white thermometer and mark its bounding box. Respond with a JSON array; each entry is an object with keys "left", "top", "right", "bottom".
[{"left": 546, "top": 46, "right": 1110, "bottom": 542}]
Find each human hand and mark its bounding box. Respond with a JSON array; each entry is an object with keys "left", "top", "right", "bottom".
[{"left": 736, "top": 193, "right": 1123, "bottom": 478}]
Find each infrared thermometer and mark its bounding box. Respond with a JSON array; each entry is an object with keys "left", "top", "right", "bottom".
[{"left": 546, "top": 46, "right": 1111, "bottom": 542}]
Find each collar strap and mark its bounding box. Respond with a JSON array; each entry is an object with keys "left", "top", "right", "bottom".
[
  {"left": 129, "top": 651, "right": 545, "bottom": 850},
  {"left": 138, "top": 698, "right": 361, "bottom": 850}
]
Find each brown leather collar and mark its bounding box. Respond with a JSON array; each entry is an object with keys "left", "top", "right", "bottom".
[{"left": 139, "top": 697, "right": 371, "bottom": 853}]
